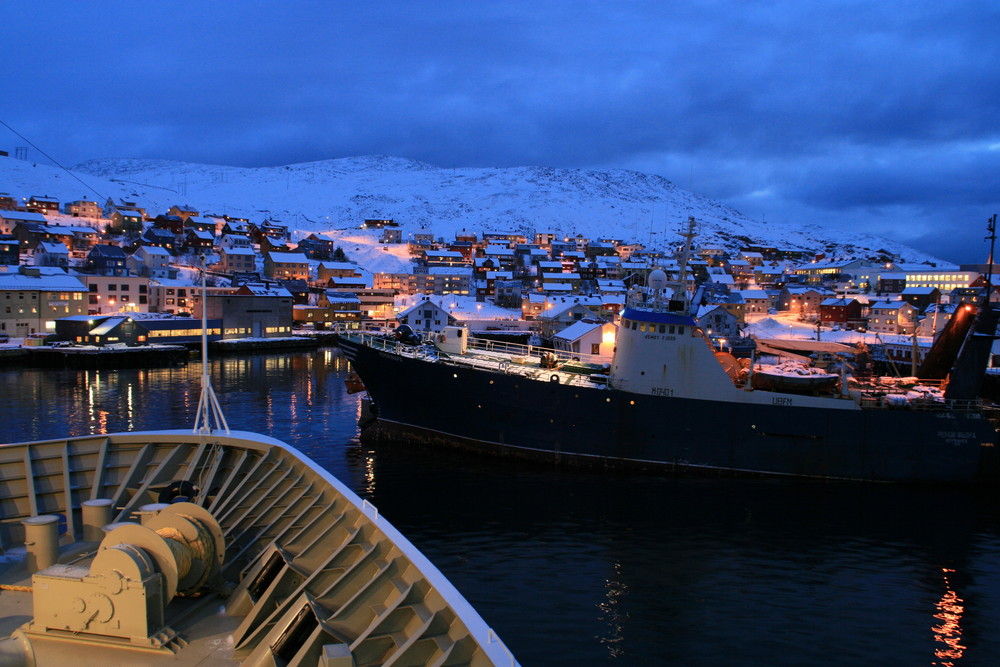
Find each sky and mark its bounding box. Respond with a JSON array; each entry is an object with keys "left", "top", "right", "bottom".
[{"left": 3, "top": 1, "right": 998, "bottom": 265}]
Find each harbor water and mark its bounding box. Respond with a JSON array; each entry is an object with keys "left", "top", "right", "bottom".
[{"left": 2, "top": 348, "right": 1000, "bottom": 665}]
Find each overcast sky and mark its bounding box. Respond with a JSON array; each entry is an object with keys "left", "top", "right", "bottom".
[{"left": 3, "top": 1, "right": 998, "bottom": 264}]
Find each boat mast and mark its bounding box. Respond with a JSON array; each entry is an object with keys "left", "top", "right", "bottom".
[
  {"left": 671, "top": 216, "right": 698, "bottom": 310},
  {"left": 985, "top": 213, "right": 996, "bottom": 298},
  {"left": 193, "top": 258, "right": 230, "bottom": 434}
]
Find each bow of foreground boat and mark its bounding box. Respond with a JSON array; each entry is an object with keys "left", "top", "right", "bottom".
[{"left": 0, "top": 430, "right": 516, "bottom": 666}]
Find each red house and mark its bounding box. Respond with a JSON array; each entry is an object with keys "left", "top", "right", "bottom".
[{"left": 819, "top": 297, "right": 865, "bottom": 328}]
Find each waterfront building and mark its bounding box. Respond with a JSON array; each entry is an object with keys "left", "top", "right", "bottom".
[
  {"left": 78, "top": 273, "right": 150, "bottom": 314},
  {"left": 0, "top": 265, "right": 87, "bottom": 336},
  {"left": 203, "top": 283, "right": 294, "bottom": 338}
]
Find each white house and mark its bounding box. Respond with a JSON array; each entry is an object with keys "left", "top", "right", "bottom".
[
  {"left": 396, "top": 299, "right": 457, "bottom": 333},
  {"left": 32, "top": 241, "right": 69, "bottom": 268},
  {"left": 128, "top": 245, "right": 174, "bottom": 279},
  {"left": 869, "top": 300, "right": 918, "bottom": 334},
  {"left": 552, "top": 319, "right": 617, "bottom": 361}
]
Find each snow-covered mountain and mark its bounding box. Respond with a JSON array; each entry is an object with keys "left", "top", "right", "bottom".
[{"left": 0, "top": 154, "right": 945, "bottom": 266}]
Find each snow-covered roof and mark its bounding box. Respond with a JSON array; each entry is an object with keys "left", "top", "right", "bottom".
[
  {"left": 696, "top": 304, "right": 733, "bottom": 318},
  {"left": 0, "top": 211, "right": 47, "bottom": 223},
  {"left": 328, "top": 276, "right": 367, "bottom": 285},
  {"left": 553, "top": 319, "right": 606, "bottom": 341},
  {"left": 739, "top": 289, "right": 770, "bottom": 300},
  {"left": 427, "top": 266, "right": 472, "bottom": 275},
  {"left": 222, "top": 246, "right": 256, "bottom": 256},
  {"left": 240, "top": 283, "right": 292, "bottom": 297},
  {"left": 137, "top": 245, "right": 172, "bottom": 256},
  {"left": 36, "top": 241, "right": 68, "bottom": 253},
  {"left": 397, "top": 299, "right": 447, "bottom": 319},
  {"left": 871, "top": 300, "right": 912, "bottom": 310},
  {"left": 318, "top": 261, "right": 358, "bottom": 271},
  {"left": 323, "top": 291, "right": 361, "bottom": 303},
  {"left": 267, "top": 251, "right": 308, "bottom": 263},
  {"left": 901, "top": 286, "right": 938, "bottom": 294},
  {"left": 89, "top": 317, "right": 128, "bottom": 336},
  {"left": 0, "top": 271, "right": 86, "bottom": 292}
]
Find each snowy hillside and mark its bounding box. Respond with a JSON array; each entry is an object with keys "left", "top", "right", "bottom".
[{"left": 0, "top": 154, "right": 946, "bottom": 267}]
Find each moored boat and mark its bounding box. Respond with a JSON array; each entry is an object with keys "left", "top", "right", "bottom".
[{"left": 335, "top": 219, "right": 1000, "bottom": 484}]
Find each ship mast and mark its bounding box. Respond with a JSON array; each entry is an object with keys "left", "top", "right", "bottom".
[
  {"left": 193, "top": 258, "right": 230, "bottom": 434},
  {"left": 670, "top": 216, "right": 698, "bottom": 310}
]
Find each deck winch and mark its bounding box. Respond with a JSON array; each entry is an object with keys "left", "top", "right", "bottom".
[{"left": 25, "top": 501, "right": 225, "bottom": 649}]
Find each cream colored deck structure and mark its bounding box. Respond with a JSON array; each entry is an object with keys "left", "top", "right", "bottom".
[{"left": 0, "top": 430, "right": 516, "bottom": 666}]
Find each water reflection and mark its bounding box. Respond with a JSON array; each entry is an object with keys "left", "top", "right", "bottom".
[
  {"left": 597, "top": 560, "right": 629, "bottom": 658},
  {"left": 932, "top": 567, "right": 965, "bottom": 666}
]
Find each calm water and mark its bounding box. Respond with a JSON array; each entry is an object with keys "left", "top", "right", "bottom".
[{"left": 3, "top": 349, "right": 1000, "bottom": 666}]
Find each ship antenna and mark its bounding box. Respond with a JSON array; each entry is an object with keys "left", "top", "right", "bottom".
[{"left": 193, "top": 257, "right": 230, "bottom": 434}]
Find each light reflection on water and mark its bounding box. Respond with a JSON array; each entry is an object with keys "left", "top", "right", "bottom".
[
  {"left": 3, "top": 349, "right": 1000, "bottom": 665},
  {"left": 932, "top": 568, "right": 966, "bottom": 666}
]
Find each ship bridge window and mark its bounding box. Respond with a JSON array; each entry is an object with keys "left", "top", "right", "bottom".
[
  {"left": 669, "top": 325, "right": 675, "bottom": 334},
  {"left": 678, "top": 326, "right": 685, "bottom": 335}
]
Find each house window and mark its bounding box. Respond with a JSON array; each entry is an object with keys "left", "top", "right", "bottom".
[
  {"left": 591, "top": 343, "right": 600, "bottom": 355},
  {"left": 108, "top": 284, "right": 116, "bottom": 291}
]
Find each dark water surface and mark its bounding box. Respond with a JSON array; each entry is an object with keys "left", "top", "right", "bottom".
[{"left": 3, "top": 349, "right": 1000, "bottom": 666}]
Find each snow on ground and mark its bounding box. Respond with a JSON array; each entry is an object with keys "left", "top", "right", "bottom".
[{"left": 745, "top": 312, "right": 928, "bottom": 346}]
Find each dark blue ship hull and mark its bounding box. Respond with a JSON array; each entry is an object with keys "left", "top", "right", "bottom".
[{"left": 338, "top": 337, "right": 999, "bottom": 483}]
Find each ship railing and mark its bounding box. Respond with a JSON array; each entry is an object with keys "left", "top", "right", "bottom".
[
  {"left": 624, "top": 292, "right": 690, "bottom": 314},
  {"left": 857, "top": 394, "right": 983, "bottom": 412},
  {"left": 464, "top": 337, "right": 609, "bottom": 369}
]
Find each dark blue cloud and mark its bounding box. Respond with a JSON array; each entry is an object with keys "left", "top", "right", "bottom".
[{"left": 1, "top": 0, "right": 998, "bottom": 263}]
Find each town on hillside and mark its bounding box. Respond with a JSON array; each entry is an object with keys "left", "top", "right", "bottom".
[{"left": 1, "top": 191, "right": 997, "bottom": 369}]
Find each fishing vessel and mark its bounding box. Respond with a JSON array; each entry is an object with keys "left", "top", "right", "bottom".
[
  {"left": 336, "top": 219, "right": 1000, "bottom": 484},
  {"left": 0, "top": 266, "right": 517, "bottom": 666}
]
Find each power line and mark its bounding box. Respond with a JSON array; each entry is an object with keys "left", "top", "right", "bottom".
[{"left": 0, "top": 119, "right": 106, "bottom": 202}]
